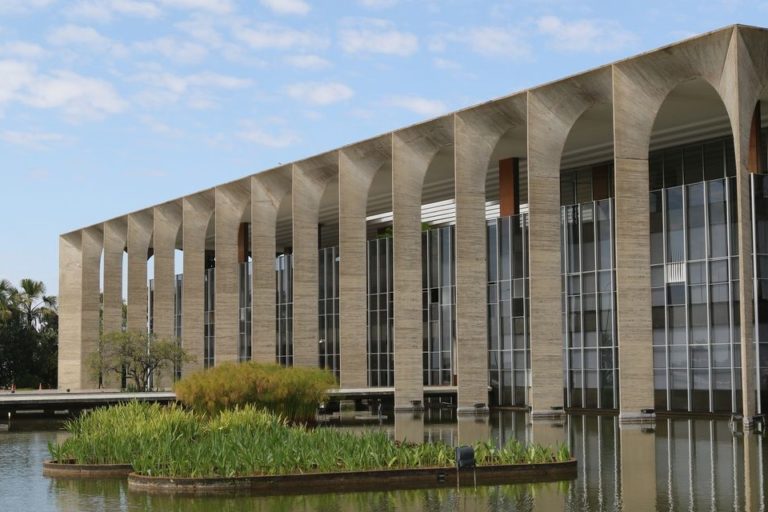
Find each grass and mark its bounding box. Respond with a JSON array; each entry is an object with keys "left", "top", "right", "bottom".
[
  {"left": 174, "top": 362, "right": 337, "bottom": 423},
  {"left": 48, "top": 402, "right": 571, "bottom": 478}
]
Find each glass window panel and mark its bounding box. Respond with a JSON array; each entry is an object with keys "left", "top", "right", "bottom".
[
  {"left": 650, "top": 191, "right": 664, "bottom": 265},
  {"left": 703, "top": 141, "right": 724, "bottom": 181},
  {"left": 664, "top": 149, "right": 683, "bottom": 187},
  {"left": 686, "top": 182, "right": 706, "bottom": 260},
  {"left": 666, "top": 187, "right": 684, "bottom": 262},
  {"left": 684, "top": 146, "right": 703, "bottom": 184}
]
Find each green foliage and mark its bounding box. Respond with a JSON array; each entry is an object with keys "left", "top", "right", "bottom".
[
  {"left": 49, "top": 402, "right": 569, "bottom": 478},
  {"left": 174, "top": 361, "right": 337, "bottom": 423},
  {"left": 0, "top": 278, "right": 58, "bottom": 388},
  {"left": 90, "top": 330, "right": 192, "bottom": 392}
]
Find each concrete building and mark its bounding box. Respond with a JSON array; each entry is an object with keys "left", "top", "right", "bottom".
[{"left": 59, "top": 25, "right": 768, "bottom": 425}]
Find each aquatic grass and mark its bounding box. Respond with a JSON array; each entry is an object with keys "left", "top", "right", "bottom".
[
  {"left": 48, "top": 402, "right": 569, "bottom": 478},
  {"left": 174, "top": 361, "right": 337, "bottom": 423}
]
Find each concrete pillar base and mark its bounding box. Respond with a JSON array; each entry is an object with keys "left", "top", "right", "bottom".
[
  {"left": 742, "top": 415, "right": 766, "bottom": 431},
  {"left": 339, "top": 399, "right": 356, "bottom": 421},
  {"left": 618, "top": 411, "right": 656, "bottom": 425},
  {"left": 456, "top": 405, "right": 490, "bottom": 416},
  {"left": 531, "top": 408, "right": 565, "bottom": 420},
  {"left": 394, "top": 400, "right": 424, "bottom": 413}
]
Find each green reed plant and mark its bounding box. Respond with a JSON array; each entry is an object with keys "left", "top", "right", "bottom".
[
  {"left": 174, "top": 361, "right": 337, "bottom": 422},
  {"left": 48, "top": 402, "right": 570, "bottom": 478}
]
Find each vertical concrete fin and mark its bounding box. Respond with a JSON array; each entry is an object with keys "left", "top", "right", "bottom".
[{"left": 339, "top": 136, "right": 391, "bottom": 389}]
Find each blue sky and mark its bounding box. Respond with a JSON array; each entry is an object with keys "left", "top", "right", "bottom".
[{"left": 0, "top": 0, "right": 765, "bottom": 296}]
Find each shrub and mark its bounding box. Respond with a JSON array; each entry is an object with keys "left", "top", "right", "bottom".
[{"left": 174, "top": 362, "right": 337, "bottom": 422}]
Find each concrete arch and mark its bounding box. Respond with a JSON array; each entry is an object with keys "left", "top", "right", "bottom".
[
  {"left": 609, "top": 25, "right": 765, "bottom": 420},
  {"left": 126, "top": 211, "right": 153, "bottom": 333},
  {"left": 392, "top": 115, "right": 453, "bottom": 410},
  {"left": 338, "top": 135, "right": 392, "bottom": 389},
  {"left": 453, "top": 95, "right": 527, "bottom": 412},
  {"left": 526, "top": 66, "right": 613, "bottom": 418},
  {"left": 214, "top": 179, "right": 250, "bottom": 365},
  {"left": 58, "top": 226, "right": 103, "bottom": 390},
  {"left": 251, "top": 167, "right": 292, "bottom": 364},
  {"left": 152, "top": 201, "right": 182, "bottom": 343},
  {"left": 292, "top": 152, "right": 339, "bottom": 368},
  {"left": 181, "top": 191, "right": 214, "bottom": 376}
]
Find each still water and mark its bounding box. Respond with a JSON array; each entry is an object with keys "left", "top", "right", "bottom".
[{"left": 1, "top": 412, "right": 766, "bottom": 511}]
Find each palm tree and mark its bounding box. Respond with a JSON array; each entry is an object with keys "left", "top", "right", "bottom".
[
  {"left": 16, "top": 279, "right": 55, "bottom": 329},
  {"left": 0, "top": 279, "right": 17, "bottom": 323}
]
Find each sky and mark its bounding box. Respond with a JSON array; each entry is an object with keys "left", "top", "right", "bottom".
[{"left": 0, "top": 0, "right": 766, "bottom": 296}]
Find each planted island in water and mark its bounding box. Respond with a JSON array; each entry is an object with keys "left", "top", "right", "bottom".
[
  {"left": 48, "top": 401, "right": 570, "bottom": 478},
  {"left": 48, "top": 362, "right": 570, "bottom": 479}
]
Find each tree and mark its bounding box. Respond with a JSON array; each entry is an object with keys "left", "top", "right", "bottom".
[
  {"left": 0, "top": 277, "right": 58, "bottom": 388},
  {"left": 89, "top": 330, "right": 192, "bottom": 392}
]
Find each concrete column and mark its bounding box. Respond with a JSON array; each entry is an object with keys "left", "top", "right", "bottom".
[
  {"left": 619, "top": 426, "right": 657, "bottom": 511},
  {"left": 181, "top": 193, "right": 213, "bottom": 376},
  {"left": 215, "top": 181, "right": 249, "bottom": 365},
  {"left": 457, "top": 415, "right": 490, "bottom": 445},
  {"left": 292, "top": 155, "right": 337, "bottom": 368},
  {"left": 102, "top": 219, "right": 126, "bottom": 336},
  {"left": 126, "top": 211, "right": 152, "bottom": 332},
  {"left": 57, "top": 228, "right": 102, "bottom": 391},
  {"left": 339, "top": 137, "right": 390, "bottom": 389},
  {"left": 102, "top": 219, "right": 126, "bottom": 388},
  {"left": 526, "top": 69, "right": 611, "bottom": 418},
  {"left": 611, "top": 28, "right": 735, "bottom": 420},
  {"left": 393, "top": 411, "right": 424, "bottom": 443},
  {"left": 251, "top": 169, "right": 292, "bottom": 363},
  {"left": 152, "top": 203, "right": 182, "bottom": 341},
  {"left": 725, "top": 26, "right": 768, "bottom": 424},
  {"left": 392, "top": 117, "right": 453, "bottom": 410},
  {"left": 454, "top": 99, "right": 525, "bottom": 413}
]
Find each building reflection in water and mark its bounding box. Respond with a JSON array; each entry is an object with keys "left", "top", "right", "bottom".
[{"left": 42, "top": 411, "right": 768, "bottom": 511}]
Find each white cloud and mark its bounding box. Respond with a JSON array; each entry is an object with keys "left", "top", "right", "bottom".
[
  {"left": 0, "top": 60, "right": 126, "bottom": 120},
  {"left": 260, "top": 0, "right": 310, "bottom": 15},
  {"left": 432, "top": 27, "right": 531, "bottom": 59},
  {"left": 134, "top": 37, "right": 208, "bottom": 64},
  {"left": 0, "top": 41, "right": 46, "bottom": 59},
  {"left": 339, "top": 18, "right": 417, "bottom": 56},
  {"left": 433, "top": 57, "right": 459, "bottom": 70},
  {"left": 133, "top": 69, "right": 252, "bottom": 107},
  {"left": 24, "top": 70, "right": 126, "bottom": 119},
  {"left": 157, "top": 0, "right": 233, "bottom": 13},
  {"left": 238, "top": 124, "right": 300, "bottom": 147},
  {"left": 233, "top": 22, "right": 328, "bottom": 50},
  {"left": 285, "top": 54, "right": 331, "bottom": 69},
  {"left": 68, "top": 0, "right": 161, "bottom": 21},
  {"left": 536, "top": 16, "right": 637, "bottom": 53},
  {"left": 285, "top": 81, "right": 353, "bottom": 105},
  {"left": 357, "top": 0, "right": 397, "bottom": 8},
  {"left": 140, "top": 116, "right": 183, "bottom": 137},
  {"left": 0, "top": 130, "right": 69, "bottom": 149},
  {"left": 0, "top": 0, "right": 55, "bottom": 13},
  {"left": 48, "top": 25, "right": 129, "bottom": 57},
  {"left": 388, "top": 95, "right": 447, "bottom": 117}
]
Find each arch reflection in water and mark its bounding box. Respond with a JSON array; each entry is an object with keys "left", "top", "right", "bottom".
[{"left": 35, "top": 412, "right": 768, "bottom": 511}]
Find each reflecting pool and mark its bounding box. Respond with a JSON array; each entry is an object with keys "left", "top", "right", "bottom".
[{"left": 1, "top": 411, "right": 765, "bottom": 511}]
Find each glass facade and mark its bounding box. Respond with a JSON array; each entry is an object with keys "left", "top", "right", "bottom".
[
  {"left": 650, "top": 137, "right": 741, "bottom": 413},
  {"left": 367, "top": 236, "right": 394, "bottom": 387},
  {"left": 174, "top": 274, "right": 182, "bottom": 380},
  {"left": 487, "top": 214, "right": 530, "bottom": 407},
  {"left": 752, "top": 173, "right": 768, "bottom": 413},
  {"left": 318, "top": 246, "right": 340, "bottom": 379},
  {"left": 238, "top": 261, "right": 252, "bottom": 362},
  {"left": 204, "top": 267, "right": 215, "bottom": 369},
  {"left": 275, "top": 253, "right": 293, "bottom": 366},
  {"left": 422, "top": 225, "right": 456, "bottom": 387},
  {"left": 561, "top": 199, "right": 618, "bottom": 409}
]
